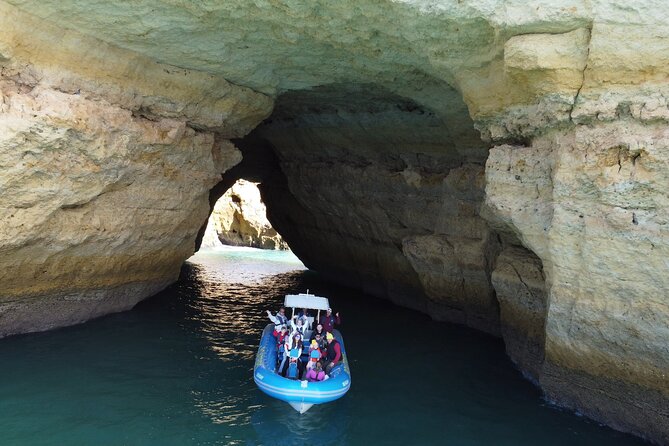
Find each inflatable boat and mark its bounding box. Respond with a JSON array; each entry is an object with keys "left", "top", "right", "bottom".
[{"left": 254, "top": 292, "right": 351, "bottom": 413}]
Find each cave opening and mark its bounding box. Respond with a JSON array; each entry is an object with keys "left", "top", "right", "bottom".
[
  {"left": 199, "top": 178, "right": 290, "bottom": 252},
  {"left": 191, "top": 81, "right": 550, "bottom": 384},
  {"left": 242, "top": 83, "right": 506, "bottom": 329}
]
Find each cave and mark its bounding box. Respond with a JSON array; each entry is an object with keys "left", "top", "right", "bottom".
[
  {"left": 1, "top": 1, "right": 668, "bottom": 443},
  {"left": 198, "top": 83, "right": 547, "bottom": 382}
]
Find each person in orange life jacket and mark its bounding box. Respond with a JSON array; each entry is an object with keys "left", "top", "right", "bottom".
[
  {"left": 306, "top": 339, "right": 322, "bottom": 372},
  {"left": 319, "top": 308, "right": 340, "bottom": 333},
  {"left": 312, "top": 332, "right": 327, "bottom": 352},
  {"left": 323, "top": 332, "right": 341, "bottom": 374}
]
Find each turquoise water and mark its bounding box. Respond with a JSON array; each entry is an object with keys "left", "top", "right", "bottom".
[{"left": 0, "top": 247, "right": 647, "bottom": 445}]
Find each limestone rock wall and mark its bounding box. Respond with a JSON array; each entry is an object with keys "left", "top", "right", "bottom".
[
  {"left": 484, "top": 120, "right": 669, "bottom": 443},
  {"left": 480, "top": 19, "right": 669, "bottom": 437},
  {"left": 0, "top": 3, "right": 271, "bottom": 335},
  {"left": 478, "top": 8, "right": 669, "bottom": 442},
  {"left": 491, "top": 246, "right": 547, "bottom": 382}
]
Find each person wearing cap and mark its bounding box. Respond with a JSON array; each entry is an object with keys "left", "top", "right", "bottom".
[
  {"left": 306, "top": 339, "right": 322, "bottom": 372},
  {"left": 323, "top": 332, "right": 341, "bottom": 374},
  {"left": 319, "top": 308, "right": 341, "bottom": 333}
]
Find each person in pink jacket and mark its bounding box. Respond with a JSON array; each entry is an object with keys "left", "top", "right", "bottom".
[{"left": 306, "top": 361, "right": 326, "bottom": 382}]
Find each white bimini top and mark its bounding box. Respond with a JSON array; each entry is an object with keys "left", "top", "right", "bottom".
[{"left": 284, "top": 293, "right": 329, "bottom": 311}]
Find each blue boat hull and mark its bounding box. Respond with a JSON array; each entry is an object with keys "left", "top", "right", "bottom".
[{"left": 254, "top": 324, "right": 351, "bottom": 411}]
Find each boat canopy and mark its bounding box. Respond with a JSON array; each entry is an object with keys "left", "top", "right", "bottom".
[{"left": 284, "top": 293, "right": 329, "bottom": 310}]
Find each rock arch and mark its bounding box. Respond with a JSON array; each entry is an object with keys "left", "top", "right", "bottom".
[{"left": 1, "top": 1, "right": 668, "bottom": 442}]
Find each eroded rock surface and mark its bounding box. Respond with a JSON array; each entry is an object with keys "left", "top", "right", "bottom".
[
  {"left": 0, "top": 2, "right": 271, "bottom": 335},
  {"left": 491, "top": 246, "right": 547, "bottom": 382},
  {"left": 1, "top": 0, "right": 668, "bottom": 442},
  {"left": 0, "top": 75, "right": 238, "bottom": 335},
  {"left": 484, "top": 121, "right": 669, "bottom": 443}
]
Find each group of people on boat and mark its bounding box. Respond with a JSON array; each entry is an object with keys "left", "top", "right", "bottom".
[{"left": 265, "top": 307, "right": 342, "bottom": 382}]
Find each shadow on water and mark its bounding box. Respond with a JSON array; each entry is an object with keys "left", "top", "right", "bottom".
[{"left": 0, "top": 248, "right": 649, "bottom": 445}]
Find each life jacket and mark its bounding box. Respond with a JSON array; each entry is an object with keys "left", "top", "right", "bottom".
[
  {"left": 307, "top": 369, "right": 325, "bottom": 381},
  {"left": 309, "top": 348, "right": 321, "bottom": 362},
  {"left": 325, "top": 340, "right": 340, "bottom": 362},
  {"left": 272, "top": 312, "right": 288, "bottom": 326},
  {"left": 289, "top": 347, "right": 300, "bottom": 361}
]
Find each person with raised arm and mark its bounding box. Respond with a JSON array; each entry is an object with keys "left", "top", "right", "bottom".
[
  {"left": 319, "top": 308, "right": 340, "bottom": 333},
  {"left": 265, "top": 307, "right": 288, "bottom": 326}
]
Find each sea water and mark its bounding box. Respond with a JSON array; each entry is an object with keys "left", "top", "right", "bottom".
[{"left": 0, "top": 246, "right": 647, "bottom": 445}]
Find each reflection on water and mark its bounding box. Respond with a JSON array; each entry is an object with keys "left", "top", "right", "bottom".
[
  {"left": 251, "top": 400, "right": 351, "bottom": 446},
  {"left": 0, "top": 247, "right": 648, "bottom": 445},
  {"left": 187, "top": 246, "right": 305, "bottom": 285}
]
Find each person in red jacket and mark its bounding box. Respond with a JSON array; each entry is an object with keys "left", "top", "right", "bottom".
[
  {"left": 272, "top": 325, "right": 288, "bottom": 346},
  {"left": 319, "top": 308, "right": 341, "bottom": 333},
  {"left": 272, "top": 325, "right": 289, "bottom": 369},
  {"left": 323, "top": 332, "right": 341, "bottom": 374}
]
